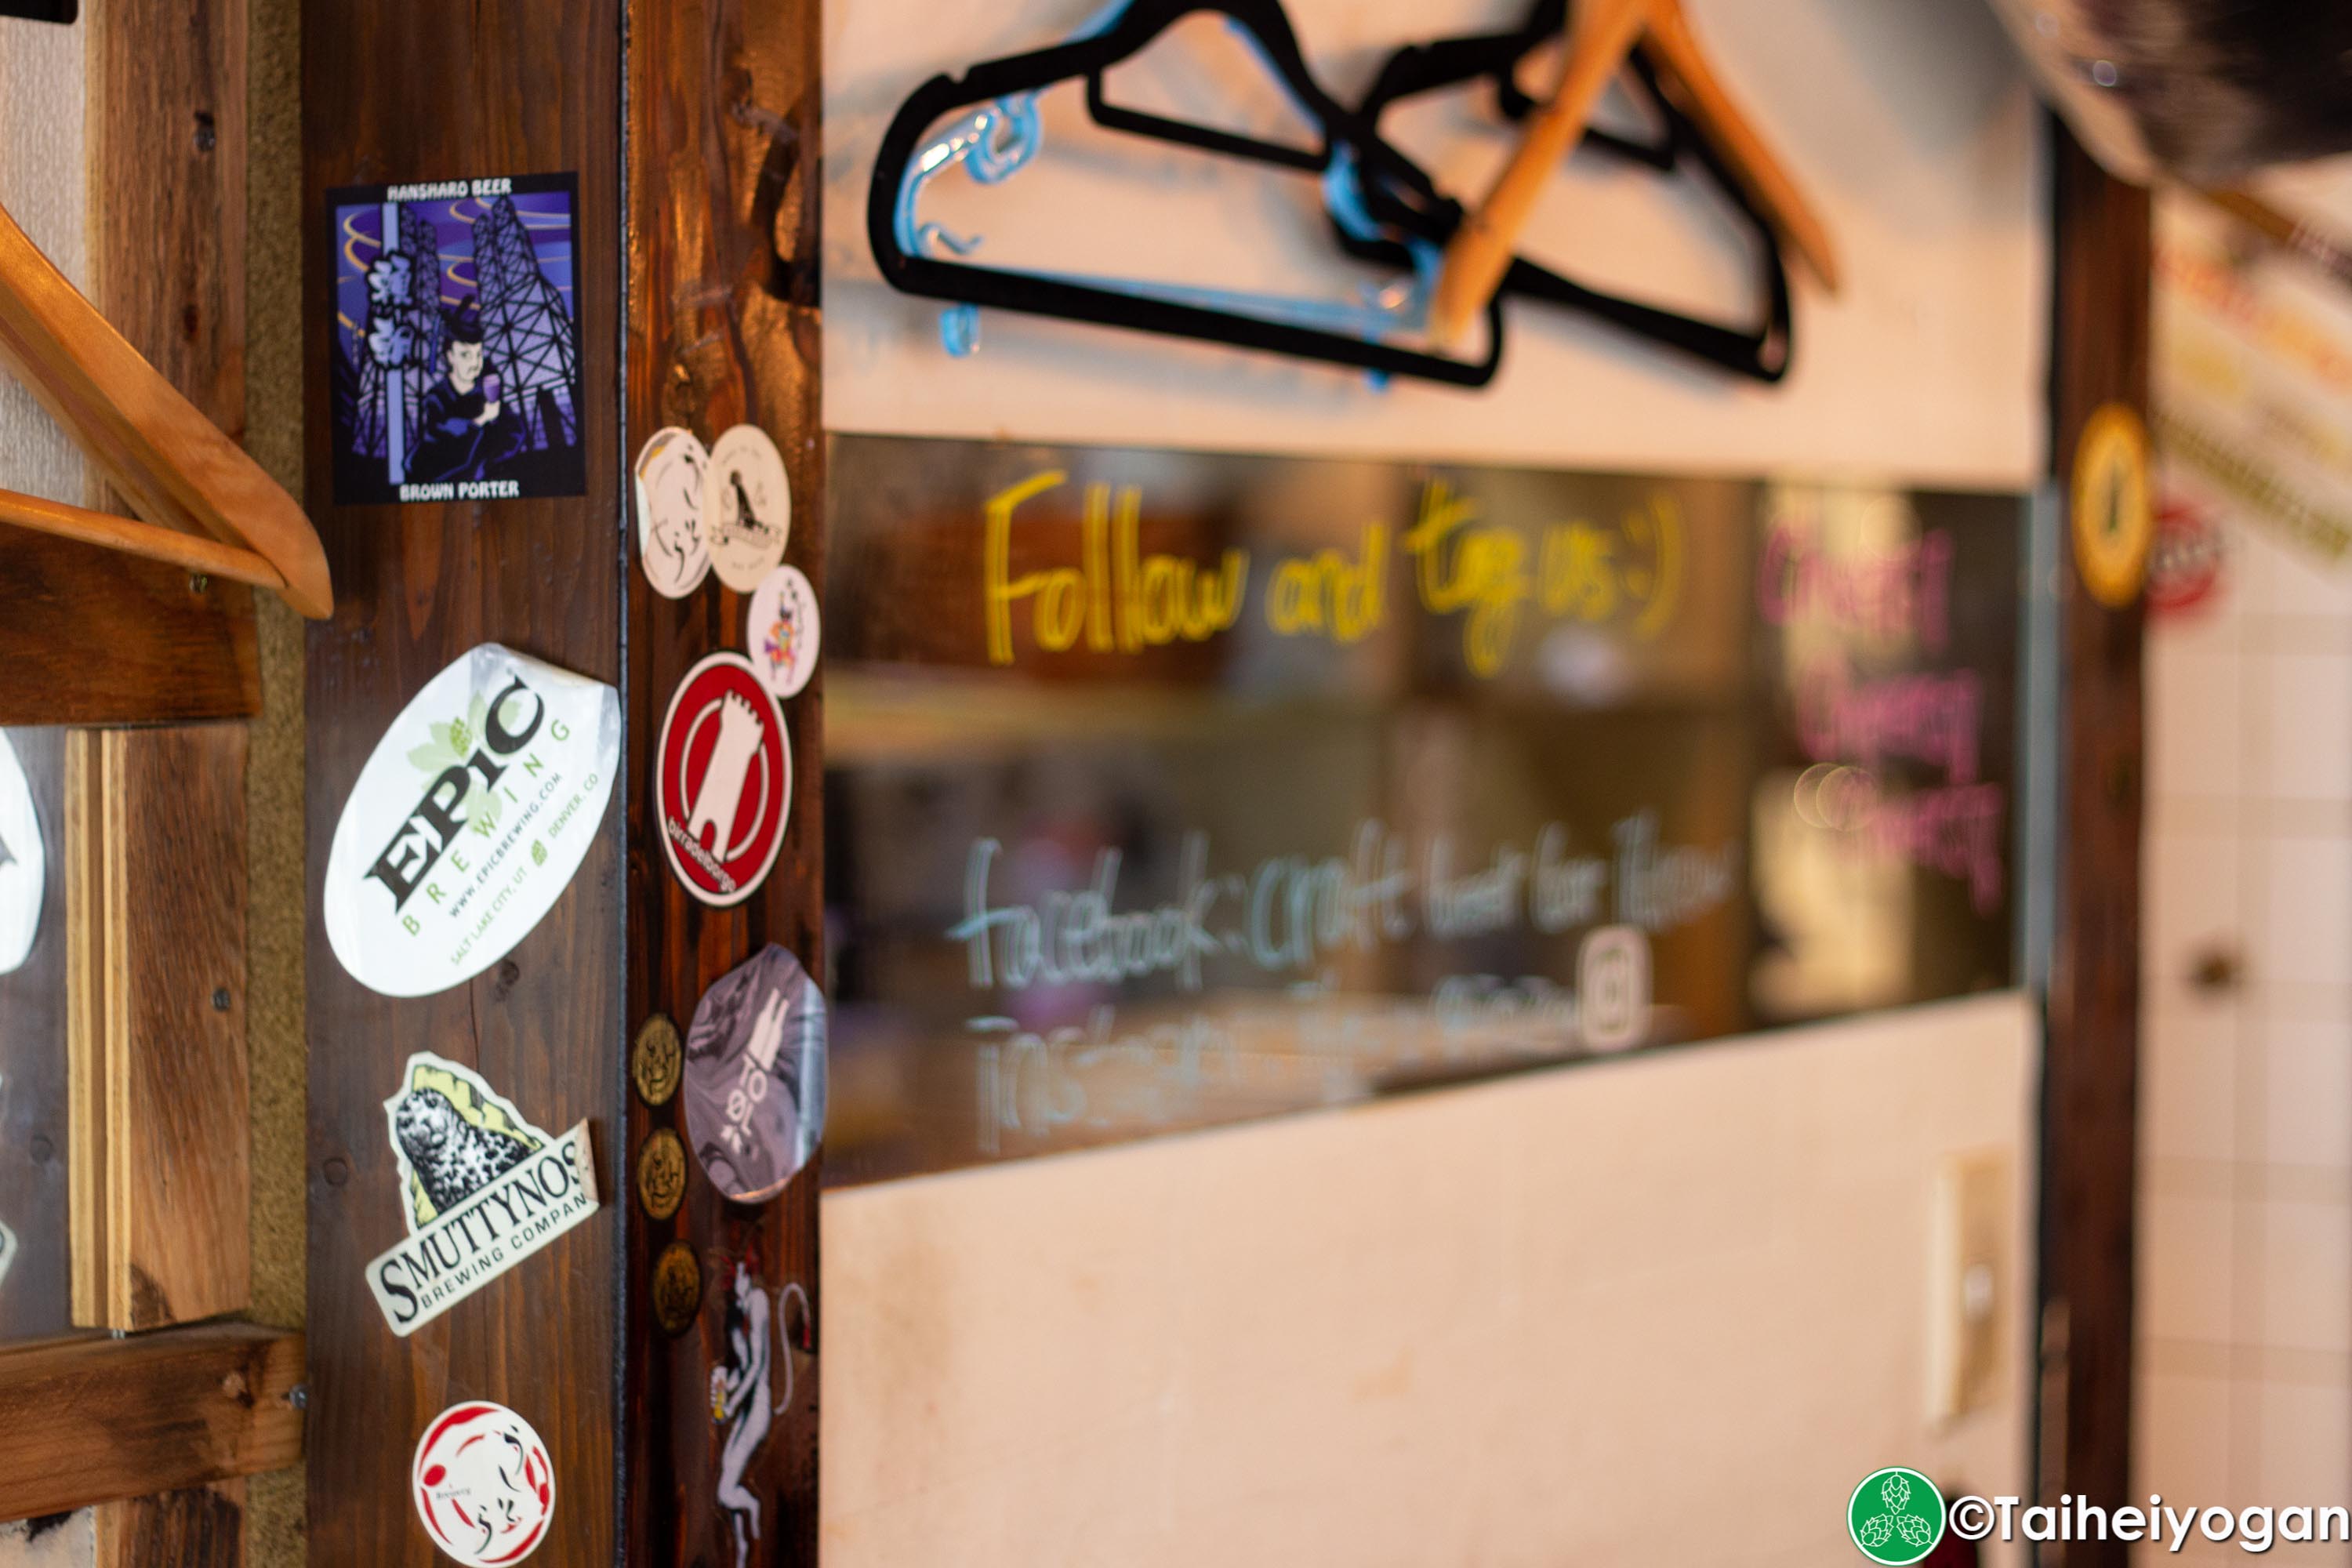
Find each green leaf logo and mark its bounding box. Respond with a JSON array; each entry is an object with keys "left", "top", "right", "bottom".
[
  {"left": 404, "top": 695, "right": 503, "bottom": 838},
  {"left": 1847, "top": 1468, "right": 1944, "bottom": 1564}
]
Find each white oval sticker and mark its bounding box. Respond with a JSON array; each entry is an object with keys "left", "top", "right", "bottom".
[
  {"left": 0, "top": 733, "right": 42, "bottom": 977},
  {"left": 324, "top": 644, "right": 619, "bottom": 998}
]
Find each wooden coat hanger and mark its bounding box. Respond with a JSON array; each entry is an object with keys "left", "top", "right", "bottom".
[
  {"left": 0, "top": 198, "right": 332, "bottom": 618},
  {"left": 1430, "top": 0, "right": 1840, "bottom": 347}
]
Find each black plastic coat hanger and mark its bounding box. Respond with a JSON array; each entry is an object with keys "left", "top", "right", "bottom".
[
  {"left": 1341, "top": 0, "right": 1794, "bottom": 382},
  {"left": 866, "top": 0, "right": 1507, "bottom": 387}
]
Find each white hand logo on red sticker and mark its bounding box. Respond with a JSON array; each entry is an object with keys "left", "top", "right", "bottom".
[{"left": 656, "top": 653, "right": 790, "bottom": 907}]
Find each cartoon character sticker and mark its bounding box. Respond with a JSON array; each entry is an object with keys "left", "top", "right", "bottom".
[
  {"left": 654, "top": 654, "right": 790, "bottom": 908},
  {"left": 0, "top": 732, "right": 42, "bottom": 977},
  {"left": 746, "top": 565, "right": 820, "bottom": 699},
  {"left": 683, "top": 946, "right": 826, "bottom": 1203},
  {"left": 702, "top": 425, "right": 790, "bottom": 591},
  {"left": 412, "top": 1401, "right": 555, "bottom": 1565},
  {"left": 635, "top": 426, "right": 710, "bottom": 598},
  {"left": 710, "top": 1261, "right": 774, "bottom": 1568},
  {"left": 328, "top": 174, "right": 585, "bottom": 505},
  {"left": 366, "top": 1053, "right": 601, "bottom": 1337}
]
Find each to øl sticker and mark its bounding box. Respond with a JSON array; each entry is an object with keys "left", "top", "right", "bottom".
[
  {"left": 746, "top": 564, "right": 820, "bottom": 699},
  {"left": 412, "top": 1400, "right": 554, "bottom": 1565},
  {"left": 367, "top": 1054, "right": 599, "bottom": 1337},
  {"left": 655, "top": 654, "right": 789, "bottom": 908},
  {"left": 0, "top": 733, "right": 42, "bottom": 976},
  {"left": 324, "top": 644, "right": 618, "bottom": 997},
  {"left": 634, "top": 426, "right": 710, "bottom": 598},
  {"left": 684, "top": 946, "right": 826, "bottom": 1203},
  {"left": 703, "top": 425, "right": 789, "bottom": 592}
]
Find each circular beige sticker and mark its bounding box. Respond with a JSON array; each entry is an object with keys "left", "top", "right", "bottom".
[
  {"left": 702, "top": 425, "right": 790, "bottom": 593},
  {"left": 634, "top": 426, "right": 710, "bottom": 599}
]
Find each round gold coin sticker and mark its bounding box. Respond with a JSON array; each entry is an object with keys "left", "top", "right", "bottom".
[
  {"left": 652, "top": 1240, "right": 702, "bottom": 1336},
  {"left": 631, "top": 1014, "right": 683, "bottom": 1107},
  {"left": 2072, "top": 401, "right": 2154, "bottom": 609},
  {"left": 636, "top": 1127, "right": 688, "bottom": 1221}
]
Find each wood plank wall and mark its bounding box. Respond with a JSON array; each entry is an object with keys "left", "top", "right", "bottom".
[
  {"left": 299, "top": 1, "right": 625, "bottom": 1562},
  {"left": 623, "top": 1, "right": 824, "bottom": 1562}
]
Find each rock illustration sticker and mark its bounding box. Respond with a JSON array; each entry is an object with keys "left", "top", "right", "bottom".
[
  {"left": 324, "top": 643, "right": 618, "bottom": 997},
  {"left": 703, "top": 424, "right": 789, "bottom": 591},
  {"left": 412, "top": 1400, "right": 554, "bottom": 1565},
  {"left": 655, "top": 653, "right": 789, "bottom": 908},
  {"left": 367, "top": 1053, "right": 600, "bottom": 1338},
  {"left": 634, "top": 426, "right": 710, "bottom": 598},
  {"left": 746, "top": 564, "right": 820, "bottom": 699},
  {"left": 684, "top": 946, "right": 826, "bottom": 1203},
  {"left": 0, "top": 733, "right": 42, "bottom": 976}
]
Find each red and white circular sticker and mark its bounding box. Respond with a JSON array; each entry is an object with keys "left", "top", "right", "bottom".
[
  {"left": 412, "top": 1401, "right": 554, "bottom": 1565},
  {"left": 655, "top": 652, "right": 791, "bottom": 907}
]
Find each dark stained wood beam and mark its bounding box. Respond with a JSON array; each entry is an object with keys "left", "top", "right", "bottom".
[{"left": 2038, "top": 122, "right": 2151, "bottom": 1568}]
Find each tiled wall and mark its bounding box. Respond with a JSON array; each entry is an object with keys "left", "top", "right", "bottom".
[{"left": 2140, "top": 445, "right": 2352, "bottom": 1562}]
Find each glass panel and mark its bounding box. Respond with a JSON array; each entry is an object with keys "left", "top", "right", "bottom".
[
  {"left": 0, "top": 727, "right": 71, "bottom": 1343},
  {"left": 822, "top": 437, "right": 2024, "bottom": 1183}
]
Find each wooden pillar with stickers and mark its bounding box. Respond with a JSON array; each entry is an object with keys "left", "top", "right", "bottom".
[{"left": 299, "top": 0, "right": 822, "bottom": 1563}]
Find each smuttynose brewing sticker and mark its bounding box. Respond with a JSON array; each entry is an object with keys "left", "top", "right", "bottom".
[
  {"left": 325, "top": 643, "right": 618, "bottom": 997},
  {"left": 412, "top": 1400, "right": 555, "bottom": 1565},
  {"left": 367, "top": 1054, "right": 600, "bottom": 1338},
  {"left": 0, "top": 733, "right": 42, "bottom": 976},
  {"left": 684, "top": 946, "right": 826, "bottom": 1203},
  {"left": 703, "top": 425, "right": 790, "bottom": 591},
  {"left": 328, "top": 175, "right": 585, "bottom": 506},
  {"left": 654, "top": 653, "right": 790, "bottom": 908},
  {"left": 634, "top": 426, "right": 710, "bottom": 597},
  {"left": 746, "top": 564, "right": 821, "bottom": 699}
]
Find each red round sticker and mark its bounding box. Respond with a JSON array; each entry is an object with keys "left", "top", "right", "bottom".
[
  {"left": 2148, "top": 497, "right": 2225, "bottom": 618},
  {"left": 655, "top": 653, "right": 791, "bottom": 907},
  {"left": 411, "top": 1401, "right": 554, "bottom": 1566}
]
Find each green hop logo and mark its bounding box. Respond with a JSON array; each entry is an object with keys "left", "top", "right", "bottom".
[{"left": 1847, "top": 1468, "right": 1944, "bottom": 1564}]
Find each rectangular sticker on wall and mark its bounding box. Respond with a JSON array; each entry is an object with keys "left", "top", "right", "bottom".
[{"left": 327, "top": 172, "right": 586, "bottom": 506}]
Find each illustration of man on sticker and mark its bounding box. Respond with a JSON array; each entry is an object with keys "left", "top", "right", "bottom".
[{"left": 328, "top": 174, "right": 586, "bottom": 505}]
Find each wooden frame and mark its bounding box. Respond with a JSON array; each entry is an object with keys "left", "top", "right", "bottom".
[
  {"left": 65, "top": 724, "right": 252, "bottom": 1331},
  {"left": 0, "top": 0, "right": 263, "bottom": 728},
  {"left": 0, "top": 1326, "right": 304, "bottom": 1523}
]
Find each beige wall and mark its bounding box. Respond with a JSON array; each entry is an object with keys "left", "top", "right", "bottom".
[{"left": 823, "top": 993, "right": 2040, "bottom": 1566}]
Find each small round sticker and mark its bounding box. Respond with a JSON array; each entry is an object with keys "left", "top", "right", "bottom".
[
  {"left": 654, "top": 653, "right": 791, "bottom": 908},
  {"left": 684, "top": 945, "right": 828, "bottom": 1203},
  {"left": 412, "top": 1401, "right": 554, "bottom": 1565},
  {"left": 702, "top": 425, "right": 790, "bottom": 592},
  {"left": 2072, "top": 402, "right": 2153, "bottom": 610},
  {"left": 634, "top": 426, "right": 710, "bottom": 599},
  {"left": 652, "top": 1240, "right": 703, "bottom": 1335},
  {"left": 746, "top": 565, "right": 821, "bottom": 699}
]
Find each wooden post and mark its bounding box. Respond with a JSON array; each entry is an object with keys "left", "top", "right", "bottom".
[
  {"left": 2038, "top": 121, "right": 2151, "bottom": 1566},
  {"left": 624, "top": 0, "right": 823, "bottom": 1561},
  {"left": 299, "top": 0, "right": 623, "bottom": 1563}
]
